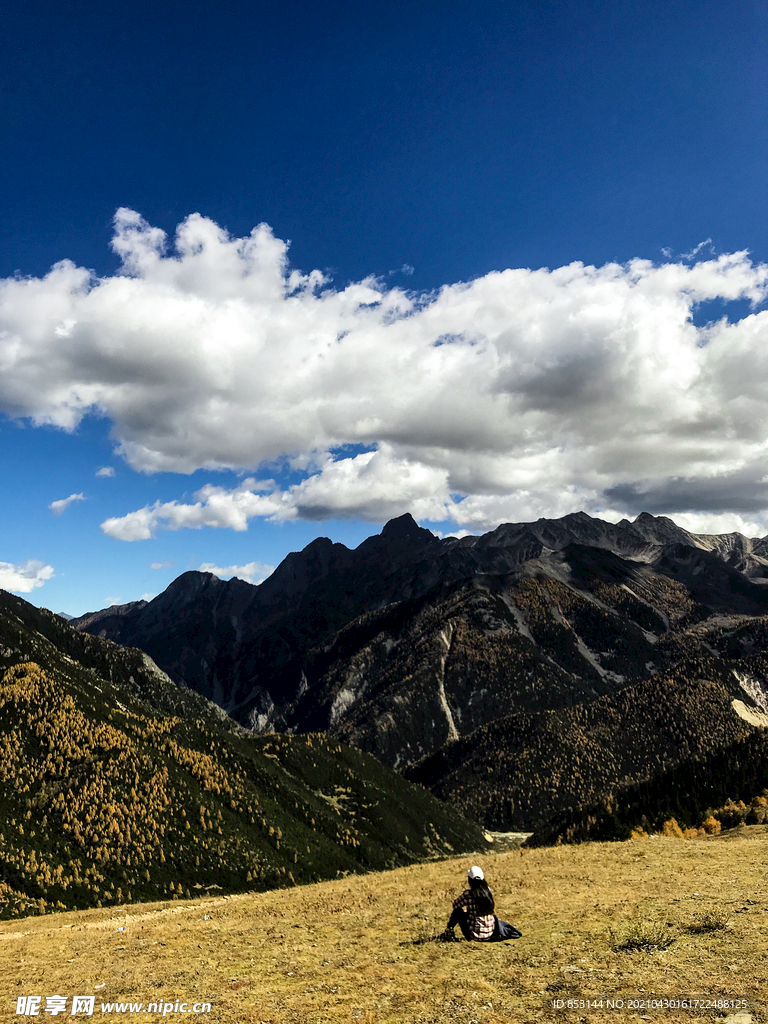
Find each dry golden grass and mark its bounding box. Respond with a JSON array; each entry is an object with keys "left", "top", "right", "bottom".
[{"left": 2, "top": 827, "right": 768, "bottom": 1023}]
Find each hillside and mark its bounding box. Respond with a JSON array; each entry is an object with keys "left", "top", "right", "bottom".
[
  {"left": 0, "top": 590, "right": 241, "bottom": 731},
  {"left": 71, "top": 512, "right": 768, "bottom": 832},
  {"left": 0, "top": 593, "right": 485, "bottom": 919},
  {"left": 527, "top": 727, "right": 768, "bottom": 846},
  {"left": 406, "top": 653, "right": 765, "bottom": 830},
  {"left": 2, "top": 830, "right": 767, "bottom": 1024}
]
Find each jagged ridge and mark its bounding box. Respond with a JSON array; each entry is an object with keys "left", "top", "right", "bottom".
[{"left": 71, "top": 512, "right": 768, "bottom": 830}]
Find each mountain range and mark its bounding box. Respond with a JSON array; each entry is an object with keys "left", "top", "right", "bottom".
[{"left": 72, "top": 511, "right": 768, "bottom": 832}]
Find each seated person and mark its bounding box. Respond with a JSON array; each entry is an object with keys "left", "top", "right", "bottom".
[{"left": 443, "top": 865, "right": 522, "bottom": 942}]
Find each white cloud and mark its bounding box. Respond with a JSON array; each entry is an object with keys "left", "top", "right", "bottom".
[
  {"left": 49, "top": 492, "right": 85, "bottom": 515},
  {"left": 0, "top": 559, "right": 54, "bottom": 593},
  {"left": 139, "top": 592, "right": 156, "bottom": 602},
  {"left": 3, "top": 208, "right": 768, "bottom": 535},
  {"left": 682, "top": 238, "right": 715, "bottom": 260},
  {"left": 660, "top": 512, "right": 768, "bottom": 537},
  {"left": 199, "top": 561, "right": 275, "bottom": 585},
  {"left": 96, "top": 466, "right": 115, "bottom": 477},
  {"left": 101, "top": 477, "right": 281, "bottom": 540},
  {"left": 150, "top": 560, "right": 173, "bottom": 570}
]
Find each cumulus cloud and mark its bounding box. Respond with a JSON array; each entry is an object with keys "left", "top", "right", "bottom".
[
  {"left": 101, "top": 478, "right": 280, "bottom": 540},
  {"left": 49, "top": 492, "right": 85, "bottom": 515},
  {"left": 96, "top": 466, "right": 115, "bottom": 477},
  {"left": 0, "top": 559, "right": 54, "bottom": 592},
  {"left": 198, "top": 561, "right": 275, "bottom": 585},
  {"left": 3, "top": 208, "right": 768, "bottom": 535},
  {"left": 658, "top": 512, "right": 768, "bottom": 538},
  {"left": 150, "top": 560, "right": 173, "bottom": 570}
]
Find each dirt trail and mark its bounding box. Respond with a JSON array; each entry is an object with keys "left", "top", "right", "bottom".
[{"left": 0, "top": 892, "right": 246, "bottom": 939}]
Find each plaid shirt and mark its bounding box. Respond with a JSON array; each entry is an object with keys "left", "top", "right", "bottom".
[{"left": 453, "top": 889, "right": 496, "bottom": 941}]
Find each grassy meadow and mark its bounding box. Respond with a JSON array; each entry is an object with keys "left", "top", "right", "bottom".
[{"left": 2, "top": 827, "right": 768, "bottom": 1024}]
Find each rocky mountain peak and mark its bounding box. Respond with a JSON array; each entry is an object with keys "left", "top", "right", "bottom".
[
  {"left": 380, "top": 512, "right": 434, "bottom": 542},
  {"left": 259, "top": 535, "right": 346, "bottom": 601},
  {"left": 155, "top": 570, "right": 222, "bottom": 606}
]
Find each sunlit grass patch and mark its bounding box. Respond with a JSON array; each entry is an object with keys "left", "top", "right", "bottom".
[
  {"left": 409, "top": 915, "right": 444, "bottom": 945},
  {"left": 685, "top": 903, "right": 731, "bottom": 934},
  {"left": 609, "top": 907, "right": 677, "bottom": 952}
]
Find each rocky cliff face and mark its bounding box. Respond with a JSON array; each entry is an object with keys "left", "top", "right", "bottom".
[{"left": 72, "top": 511, "right": 768, "bottom": 828}]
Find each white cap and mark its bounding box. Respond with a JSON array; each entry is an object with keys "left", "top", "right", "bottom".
[{"left": 468, "top": 865, "right": 484, "bottom": 881}]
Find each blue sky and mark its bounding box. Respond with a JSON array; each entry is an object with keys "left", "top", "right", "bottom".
[{"left": 1, "top": 0, "right": 767, "bottom": 615}]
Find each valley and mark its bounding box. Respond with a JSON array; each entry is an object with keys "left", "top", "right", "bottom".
[{"left": 70, "top": 512, "right": 768, "bottom": 836}]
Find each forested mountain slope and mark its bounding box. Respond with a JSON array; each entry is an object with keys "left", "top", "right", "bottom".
[{"left": 0, "top": 592, "right": 485, "bottom": 919}]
